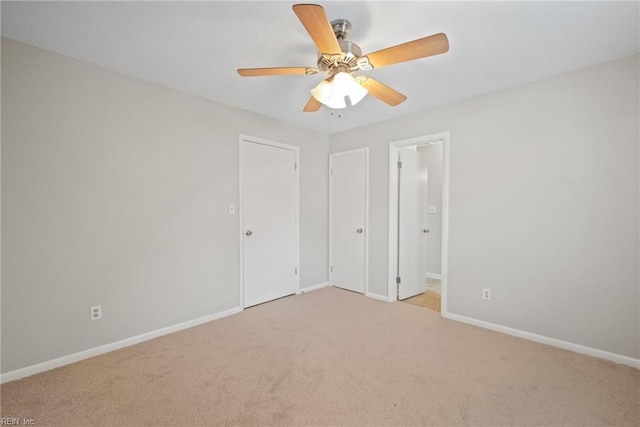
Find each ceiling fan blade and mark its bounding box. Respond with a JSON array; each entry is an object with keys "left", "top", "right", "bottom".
[
  {"left": 237, "top": 67, "right": 318, "bottom": 77},
  {"left": 303, "top": 96, "right": 322, "bottom": 112},
  {"left": 364, "top": 33, "right": 449, "bottom": 69},
  {"left": 292, "top": 4, "right": 341, "bottom": 55},
  {"left": 357, "top": 76, "right": 407, "bottom": 106}
]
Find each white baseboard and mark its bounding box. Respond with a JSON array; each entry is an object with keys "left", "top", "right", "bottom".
[
  {"left": 441, "top": 310, "right": 640, "bottom": 369},
  {"left": 0, "top": 306, "right": 243, "bottom": 384},
  {"left": 426, "top": 273, "right": 442, "bottom": 280},
  {"left": 366, "top": 292, "right": 393, "bottom": 303},
  {"left": 297, "top": 282, "right": 329, "bottom": 294}
]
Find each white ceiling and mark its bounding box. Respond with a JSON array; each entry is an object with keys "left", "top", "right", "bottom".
[{"left": 2, "top": 1, "right": 638, "bottom": 135}]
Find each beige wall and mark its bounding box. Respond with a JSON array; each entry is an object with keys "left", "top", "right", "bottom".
[
  {"left": 330, "top": 54, "right": 639, "bottom": 358},
  {"left": 1, "top": 38, "right": 329, "bottom": 373},
  {"left": 2, "top": 35, "right": 638, "bottom": 374}
]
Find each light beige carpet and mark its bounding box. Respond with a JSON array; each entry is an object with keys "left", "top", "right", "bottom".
[{"left": 1, "top": 287, "right": 638, "bottom": 426}]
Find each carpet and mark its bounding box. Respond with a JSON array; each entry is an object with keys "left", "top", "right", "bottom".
[{"left": 1, "top": 287, "right": 638, "bottom": 426}]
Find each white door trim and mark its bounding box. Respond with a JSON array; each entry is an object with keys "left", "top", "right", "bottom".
[
  {"left": 239, "top": 134, "right": 300, "bottom": 308},
  {"left": 387, "top": 132, "right": 450, "bottom": 311},
  {"left": 329, "top": 147, "right": 369, "bottom": 296}
]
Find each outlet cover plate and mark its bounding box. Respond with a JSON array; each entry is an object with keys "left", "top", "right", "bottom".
[{"left": 91, "top": 305, "right": 102, "bottom": 320}]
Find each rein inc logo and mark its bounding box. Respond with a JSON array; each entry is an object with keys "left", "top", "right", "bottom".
[{"left": 1, "top": 419, "right": 34, "bottom": 426}]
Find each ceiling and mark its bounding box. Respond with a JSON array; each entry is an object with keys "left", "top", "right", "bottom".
[{"left": 2, "top": 1, "right": 639, "bottom": 135}]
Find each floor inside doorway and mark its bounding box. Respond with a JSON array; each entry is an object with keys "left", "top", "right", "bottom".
[{"left": 402, "top": 278, "right": 441, "bottom": 312}]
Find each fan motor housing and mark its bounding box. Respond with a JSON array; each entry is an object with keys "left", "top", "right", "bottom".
[{"left": 317, "top": 19, "right": 363, "bottom": 74}]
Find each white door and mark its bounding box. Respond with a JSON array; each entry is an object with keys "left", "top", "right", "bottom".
[
  {"left": 330, "top": 149, "right": 368, "bottom": 294},
  {"left": 398, "top": 147, "right": 428, "bottom": 299},
  {"left": 241, "top": 138, "right": 298, "bottom": 308}
]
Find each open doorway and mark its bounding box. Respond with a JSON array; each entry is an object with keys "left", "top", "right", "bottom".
[{"left": 387, "top": 133, "right": 449, "bottom": 313}]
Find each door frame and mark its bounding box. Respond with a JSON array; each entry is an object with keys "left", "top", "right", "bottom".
[
  {"left": 239, "top": 134, "right": 300, "bottom": 308},
  {"left": 387, "top": 132, "right": 450, "bottom": 313},
  {"left": 329, "top": 147, "right": 369, "bottom": 296}
]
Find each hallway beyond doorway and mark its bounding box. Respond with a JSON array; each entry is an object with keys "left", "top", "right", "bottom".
[{"left": 402, "top": 278, "right": 441, "bottom": 312}]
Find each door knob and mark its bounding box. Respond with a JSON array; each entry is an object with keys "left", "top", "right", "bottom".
[
  {"left": 423, "top": 229, "right": 430, "bottom": 233},
  {"left": 245, "top": 230, "right": 253, "bottom": 236},
  {"left": 356, "top": 228, "right": 363, "bottom": 234}
]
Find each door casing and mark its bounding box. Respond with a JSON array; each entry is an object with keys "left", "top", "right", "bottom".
[{"left": 388, "top": 132, "right": 450, "bottom": 312}]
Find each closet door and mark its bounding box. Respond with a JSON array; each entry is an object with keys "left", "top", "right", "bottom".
[
  {"left": 241, "top": 137, "right": 298, "bottom": 307},
  {"left": 329, "top": 148, "right": 368, "bottom": 294}
]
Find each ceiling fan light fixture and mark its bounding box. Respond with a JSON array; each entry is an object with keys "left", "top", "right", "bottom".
[
  {"left": 238, "top": 4, "right": 448, "bottom": 112},
  {"left": 310, "top": 72, "right": 368, "bottom": 109}
]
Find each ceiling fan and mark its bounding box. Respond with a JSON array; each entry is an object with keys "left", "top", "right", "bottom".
[{"left": 237, "top": 4, "right": 449, "bottom": 112}]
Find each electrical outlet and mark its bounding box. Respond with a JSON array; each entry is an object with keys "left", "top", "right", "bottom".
[
  {"left": 91, "top": 305, "right": 102, "bottom": 320},
  {"left": 483, "top": 289, "right": 491, "bottom": 301}
]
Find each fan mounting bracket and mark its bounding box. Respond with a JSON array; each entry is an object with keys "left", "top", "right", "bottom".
[{"left": 331, "top": 19, "right": 352, "bottom": 40}]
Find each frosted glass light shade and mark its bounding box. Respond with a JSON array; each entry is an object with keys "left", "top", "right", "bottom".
[
  {"left": 332, "top": 72, "right": 368, "bottom": 106},
  {"left": 311, "top": 79, "right": 344, "bottom": 108},
  {"left": 310, "top": 72, "right": 368, "bottom": 109}
]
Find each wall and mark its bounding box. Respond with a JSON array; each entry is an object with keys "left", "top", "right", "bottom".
[
  {"left": 1, "top": 38, "right": 329, "bottom": 373},
  {"left": 418, "top": 143, "right": 443, "bottom": 275},
  {"left": 330, "top": 54, "right": 639, "bottom": 359}
]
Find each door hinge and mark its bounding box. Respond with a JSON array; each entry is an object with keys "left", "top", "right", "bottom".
[
  {"left": 294, "top": 163, "right": 297, "bottom": 171},
  {"left": 295, "top": 267, "right": 298, "bottom": 275},
  {"left": 397, "top": 161, "right": 402, "bottom": 169},
  {"left": 330, "top": 265, "right": 333, "bottom": 273},
  {"left": 396, "top": 276, "right": 401, "bottom": 284},
  {"left": 330, "top": 168, "right": 333, "bottom": 175}
]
